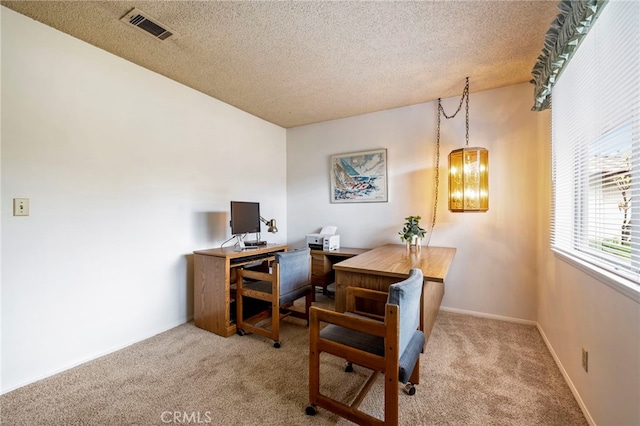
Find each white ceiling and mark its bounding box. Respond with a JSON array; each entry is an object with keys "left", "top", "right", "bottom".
[{"left": 1, "top": 0, "right": 559, "bottom": 128}]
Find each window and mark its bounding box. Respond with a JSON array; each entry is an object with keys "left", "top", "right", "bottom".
[{"left": 551, "top": 0, "right": 640, "bottom": 296}]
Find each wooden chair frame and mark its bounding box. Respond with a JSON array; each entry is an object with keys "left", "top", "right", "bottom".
[
  {"left": 236, "top": 258, "right": 312, "bottom": 347},
  {"left": 308, "top": 287, "right": 420, "bottom": 425}
]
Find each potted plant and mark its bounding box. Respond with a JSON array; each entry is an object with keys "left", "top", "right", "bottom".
[{"left": 399, "top": 215, "right": 426, "bottom": 248}]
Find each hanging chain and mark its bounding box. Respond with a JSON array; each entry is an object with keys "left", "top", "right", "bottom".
[
  {"left": 439, "top": 77, "right": 469, "bottom": 121},
  {"left": 427, "top": 77, "right": 469, "bottom": 246},
  {"left": 427, "top": 103, "right": 441, "bottom": 246},
  {"left": 464, "top": 77, "right": 470, "bottom": 147}
]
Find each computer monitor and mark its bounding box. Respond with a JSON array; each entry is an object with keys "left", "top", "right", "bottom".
[{"left": 230, "top": 201, "right": 260, "bottom": 235}]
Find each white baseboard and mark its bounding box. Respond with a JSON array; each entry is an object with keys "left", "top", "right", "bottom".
[
  {"left": 439, "top": 306, "right": 537, "bottom": 326},
  {"left": 536, "top": 324, "right": 596, "bottom": 426},
  {"left": 1, "top": 317, "right": 190, "bottom": 395}
]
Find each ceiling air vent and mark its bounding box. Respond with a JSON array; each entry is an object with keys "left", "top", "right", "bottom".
[{"left": 120, "top": 8, "right": 178, "bottom": 41}]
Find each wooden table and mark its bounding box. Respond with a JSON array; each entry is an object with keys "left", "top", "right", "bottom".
[
  {"left": 193, "top": 244, "right": 288, "bottom": 337},
  {"left": 333, "top": 244, "right": 456, "bottom": 343}
]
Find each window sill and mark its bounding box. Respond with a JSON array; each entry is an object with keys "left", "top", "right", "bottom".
[{"left": 552, "top": 248, "right": 640, "bottom": 303}]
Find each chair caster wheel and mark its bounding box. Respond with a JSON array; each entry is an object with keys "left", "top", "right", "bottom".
[
  {"left": 273, "top": 341, "right": 281, "bottom": 348},
  {"left": 236, "top": 329, "right": 246, "bottom": 336},
  {"left": 344, "top": 362, "right": 354, "bottom": 373},
  {"left": 305, "top": 405, "right": 317, "bottom": 416},
  {"left": 404, "top": 383, "right": 416, "bottom": 395}
]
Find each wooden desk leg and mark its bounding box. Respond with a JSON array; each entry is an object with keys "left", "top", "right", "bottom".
[
  {"left": 335, "top": 274, "right": 343, "bottom": 313},
  {"left": 422, "top": 280, "right": 444, "bottom": 347}
]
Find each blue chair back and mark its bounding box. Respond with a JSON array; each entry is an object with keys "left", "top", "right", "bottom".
[
  {"left": 275, "top": 248, "right": 311, "bottom": 295},
  {"left": 387, "top": 268, "right": 423, "bottom": 357}
]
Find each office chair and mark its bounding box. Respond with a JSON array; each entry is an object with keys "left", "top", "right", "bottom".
[
  {"left": 306, "top": 268, "right": 425, "bottom": 425},
  {"left": 236, "top": 247, "right": 312, "bottom": 348}
]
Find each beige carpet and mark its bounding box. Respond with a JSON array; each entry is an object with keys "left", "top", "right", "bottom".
[{"left": 1, "top": 295, "right": 586, "bottom": 425}]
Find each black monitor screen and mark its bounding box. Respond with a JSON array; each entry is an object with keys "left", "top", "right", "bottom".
[{"left": 230, "top": 201, "right": 260, "bottom": 235}]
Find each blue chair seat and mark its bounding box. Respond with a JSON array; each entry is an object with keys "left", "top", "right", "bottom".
[
  {"left": 319, "top": 312, "right": 425, "bottom": 383},
  {"left": 243, "top": 280, "right": 312, "bottom": 305}
]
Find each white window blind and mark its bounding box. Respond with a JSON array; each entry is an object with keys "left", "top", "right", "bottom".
[{"left": 552, "top": 0, "right": 640, "bottom": 289}]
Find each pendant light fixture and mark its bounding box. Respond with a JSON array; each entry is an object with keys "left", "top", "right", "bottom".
[{"left": 438, "top": 77, "right": 489, "bottom": 212}]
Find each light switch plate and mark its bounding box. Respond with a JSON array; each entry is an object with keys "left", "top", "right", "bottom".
[{"left": 13, "top": 198, "right": 30, "bottom": 216}]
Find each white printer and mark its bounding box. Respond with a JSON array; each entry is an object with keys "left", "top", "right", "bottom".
[{"left": 306, "top": 226, "right": 340, "bottom": 251}]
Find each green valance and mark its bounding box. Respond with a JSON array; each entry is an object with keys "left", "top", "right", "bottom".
[{"left": 530, "top": 0, "right": 608, "bottom": 111}]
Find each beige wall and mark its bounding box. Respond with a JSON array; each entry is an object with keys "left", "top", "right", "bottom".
[
  {"left": 287, "top": 82, "right": 544, "bottom": 323},
  {"left": 536, "top": 108, "right": 640, "bottom": 425},
  {"left": 1, "top": 7, "right": 287, "bottom": 393},
  {"left": 288, "top": 82, "right": 640, "bottom": 425}
]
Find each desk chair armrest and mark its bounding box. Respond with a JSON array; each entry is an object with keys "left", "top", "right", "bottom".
[
  {"left": 345, "top": 287, "right": 389, "bottom": 320},
  {"left": 238, "top": 269, "right": 274, "bottom": 283},
  {"left": 346, "top": 287, "right": 389, "bottom": 304},
  {"left": 310, "top": 306, "right": 388, "bottom": 338}
]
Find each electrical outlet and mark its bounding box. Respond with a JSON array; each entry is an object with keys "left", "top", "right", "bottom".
[
  {"left": 13, "top": 198, "right": 30, "bottom": 216},
  {"left": 582, "top": 348, "right": 589, "bottom": 372}
]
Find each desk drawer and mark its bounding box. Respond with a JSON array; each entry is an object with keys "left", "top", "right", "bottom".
[{"left": 311, "top": 254, "right": 332, "bottom": 286}]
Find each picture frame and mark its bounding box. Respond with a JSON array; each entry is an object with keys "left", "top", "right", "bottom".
[{"left": 330, "top": 148, "right": 388, "bottom": 203}]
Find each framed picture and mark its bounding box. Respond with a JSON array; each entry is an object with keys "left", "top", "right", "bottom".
[{"left": 330, "top": 148, "right": 388, "bottom": 203}]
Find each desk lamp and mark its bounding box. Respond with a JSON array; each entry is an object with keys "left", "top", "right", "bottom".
[{"left": 260, "top": 216, "right": 278, "bottom": 233}]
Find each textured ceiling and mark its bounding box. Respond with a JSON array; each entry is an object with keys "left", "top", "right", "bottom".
[{"left": 1, "top": 0, "right": 559, "bottom": 128}]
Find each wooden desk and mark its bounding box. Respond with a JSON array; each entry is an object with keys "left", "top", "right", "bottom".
[
  {"left": 193, "top": 244, "right": 288, "bottom": 337},
  {"left": 333, "top": 244, "right": 456, "bottom": 343},
  {"left": 310, "top": 247, "right": 369, "bottom": 295}
]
